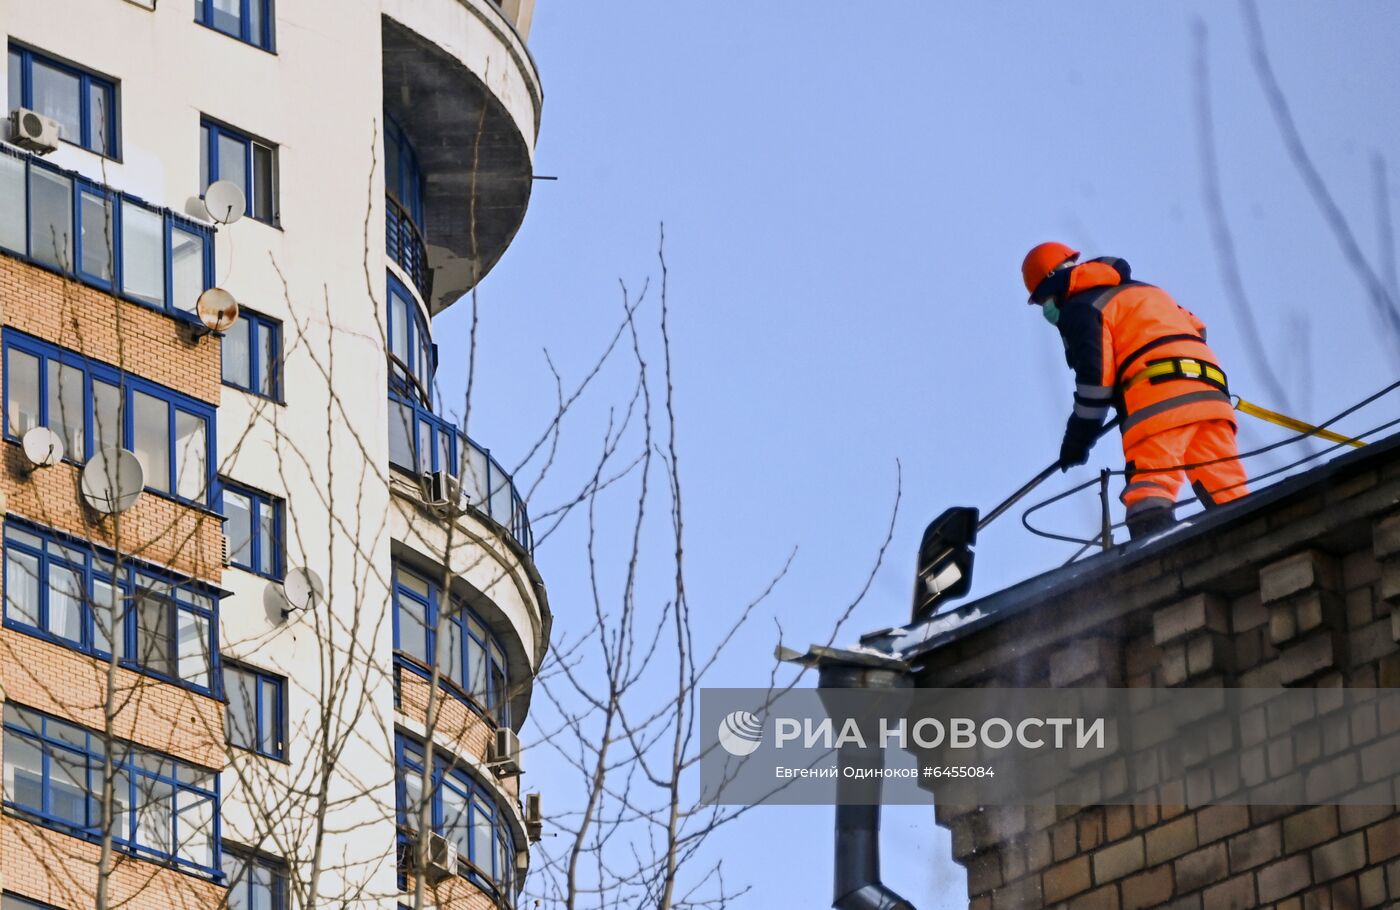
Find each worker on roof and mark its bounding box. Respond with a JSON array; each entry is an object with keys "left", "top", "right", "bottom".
[{"left": 1022, "top": 241, "right": 1249, "bottom": 540}]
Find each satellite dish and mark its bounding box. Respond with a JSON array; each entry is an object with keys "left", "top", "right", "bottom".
[
  {"left": 196, "top": 288, "right": 239, "bottom": 333},
  {"left": 20, "top": 427, "right": 64, "bottom": 468},
  {"left": 80, "top": 448, "right": 145, "bottom": 514},
  {"left": 281, "top": 567, "right": 325, "bottom": 615},
  {"left": 203, "top": 180, "right": 245, "bottom": 225}
]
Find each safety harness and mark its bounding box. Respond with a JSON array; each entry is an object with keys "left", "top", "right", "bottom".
[{"left": 1123, "top": 357, "right": 1229, "bottom": 394}]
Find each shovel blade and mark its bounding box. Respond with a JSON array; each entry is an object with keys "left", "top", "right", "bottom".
[{"left": 911, "top": 506, "right": 978, "bottom": 620}]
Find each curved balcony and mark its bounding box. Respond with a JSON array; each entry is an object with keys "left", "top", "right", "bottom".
[
  {"left": 388, "top": 393, "right": 533, "bottom": 554},
  {"left": 382, "top": 0, "right": 543, "bottom": 312}
]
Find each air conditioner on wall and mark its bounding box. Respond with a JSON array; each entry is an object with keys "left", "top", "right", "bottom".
[
  {"left": 8, "top": 108, "right": 60, "bottom": 155},
  {"left": 524, "top": 792, "right": 543, "bottom": 842},
  {"left": 426, "top": 831, "right": 459, "bottom": 884},
  {"left": 490, "top": 727, "right": 522, "bottom": 777},
  {"left": 423, "top": 469, "right": 460, "bottom": 510}
]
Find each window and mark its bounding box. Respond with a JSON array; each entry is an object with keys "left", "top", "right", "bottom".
[
  {"left": 395, "top": 735, "right": 516, "bottom": 898},
  {"left": 200, "top": 119, "right": 277, "bottom": 224},
  {"left": 195, "top": 0, "right": 275, "bottom": 52},
  {"left": 223, "top": 845, "right": 288, "bottom": 910},
  {"left": 0, "top": 147, "right": 214, "bottom": 315},
  {"left": 221, "top": 310, "right": 281, "bottom": 400},
  {"left": 386, "top": 395, "right": 533, "bottom": 552},
  {"left": 2, "top": 703, "right": 220, "bottom": 877},
  {"left": 7, "top": 44, "right": 118, "bottom": 156},
  {"left": 219, "top": 480, "right": 283, "bottom": 579},
  {"left": 3, "top": 330, "right": 218, "bottom": 506},
  {"left": 384, "top": 115, "right": 430, "bottom": 296},
  {"left": 2, "top": 334, "right": 210, "bottom": 502},
  {"left": 3, "top": 896, "right": 57, "bottom": 910},
  {"left": 3, "top": 520, "right": 220, "bottom": 693},
  {"left": 392, "top": 562, "right": 510, "bottom": 726},
  {"left": 223, "top": 662, "right": 286, "bottom": 759},
  {"left": 386, "top": 274, "right": 434, "bottom": 403},
  {"left": 384, "top": 115, "right": 424, "bottom": 229}
]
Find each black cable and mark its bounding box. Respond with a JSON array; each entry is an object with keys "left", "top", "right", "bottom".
[{"left": 1021, "top": 378, "right": 1400, "bottom": 550}]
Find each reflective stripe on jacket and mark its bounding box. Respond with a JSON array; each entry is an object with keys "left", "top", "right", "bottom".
[{"left": 1056, "top": 261, "right": 1235, "bottom": 450}]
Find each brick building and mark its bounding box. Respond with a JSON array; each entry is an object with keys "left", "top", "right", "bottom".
[
  {"left": 843, "top": 432, "right": 1400, "bottom": 909},
  {"left": 0, "top": 2, "right": 549, "bottom": 909}
]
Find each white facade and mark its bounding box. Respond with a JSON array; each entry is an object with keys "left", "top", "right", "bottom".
[{"left": 0, "top": 0, "right": 546, "bottom": 906}]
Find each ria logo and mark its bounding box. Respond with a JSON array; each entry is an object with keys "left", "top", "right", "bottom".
[{"left": 717, "top": 710, "right": 764, "bottom": 757}]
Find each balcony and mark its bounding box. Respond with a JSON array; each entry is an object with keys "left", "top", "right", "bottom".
[
  {"left": 386, "top": 193, "right": 432, "bottom": 299},
  {"left": 0, "top": 145, "right": 214, "bottom": 320},
  {"left": 381, "top": 0, "right": 542, "bottom": 312},
  {"left": 388, "top": 393, "right": 533, "bottom": 553}
]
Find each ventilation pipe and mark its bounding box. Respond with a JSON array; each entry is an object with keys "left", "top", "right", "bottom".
[{"left": 818, "top": 662, "right": 917, "bottom": 910}]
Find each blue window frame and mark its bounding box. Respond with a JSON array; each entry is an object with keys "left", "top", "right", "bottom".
[
  {"left": 384, "top": 115, "right": 424, "bottom": 229},
  {"left": 221, "top": 309, "right": 282, "bottom": 400},
  {"left": 3, "top": 518, "right": 221, "bottom": 694},
  {"left": 219, "top": 479, "right": 283, "bottom": 579},
  {"left": 200, "top": 119, "right": 277, "bottom": 224},
  {"left": 387, "top": 394, "right": 534, "bottom": 552},
  {"left": 195, "top": 0, "right": 275, "bottom": 52},
  {"left": 7, "top": 44, "right": 119, "bottom": 157},
  {"left": 391, "top": 561, "right": 510, "bottom": 726},
  {"left": 0, "top": 147, "right": 213, "bottom": 317},
  {"left": 223, "top": 844, "right": 288, "bottom": 910},
  {"left": 223, "top": 661, "right": 286, "bottom": 759},
  {"left": 386, "top": 274, "right": 435, "bottom": 404},
  {"left": 395, "top": 735, "right": 517, "bottom": 898},
  {"left": 384, "top": 119, "right": 430, "bottom": 297},
  {"left": 2, "top": 330, "right": 217, "bottom": 506},
  {"left": 2, "top": 703, "right": 221, "bottom": 879}
]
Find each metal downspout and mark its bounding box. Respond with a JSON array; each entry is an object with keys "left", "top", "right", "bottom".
[{"left": 819, "top": 663, "right": 917, "bottom": 910}]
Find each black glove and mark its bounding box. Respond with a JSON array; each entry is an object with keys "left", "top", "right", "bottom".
[{"left": 1059, "top": 414, "right": 1101, "bottom": 472}]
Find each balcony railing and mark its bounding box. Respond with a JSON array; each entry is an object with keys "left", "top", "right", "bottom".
[
  {"left": 389, "top": 393, "right": 534, "bottom": 553},
  {"left": 386, "top": 193, "right": 432, "bottom": 301},
  {"left": 0, "top": 145, "right": 214, "bottom": 319}
]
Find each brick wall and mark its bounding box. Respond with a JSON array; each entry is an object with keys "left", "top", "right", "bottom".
[
  {"left": 0, "top": 628, "right": 225, "bottom": 769},
  {"left": 0, "top": 815, "right": 223, "bottom": 910},
  {"left": 403, "top": 870, "right": 501, "bottom": 910},
  {"left": 0, "top": 257, "right": 221, "bottom": 404},
  {"left": 0, "top": 250, "right": 227, "bottom": 905},
  {"left": 397, "top": 666, "right": 521, "bottom": 800},
  {"left": 918, "top": 439, "right": 1400, "bottom": 909}
]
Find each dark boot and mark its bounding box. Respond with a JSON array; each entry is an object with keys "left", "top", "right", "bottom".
[{"left": 1127, "top": 507, "right": 1177, "bottom": 541}]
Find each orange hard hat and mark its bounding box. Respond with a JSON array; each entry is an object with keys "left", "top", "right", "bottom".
[{"left": 1021, "top": 242, "right": 1080, "bottom": 296}]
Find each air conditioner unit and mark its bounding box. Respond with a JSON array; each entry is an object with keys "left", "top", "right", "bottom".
[
  {"left": 219, "top": 533, "right": 232, "bottom": 568},
  {"left": 524, "top": 792, "right": 543, "bottom": 842},
  {"left": 9, "top": 108, "right": 61, "bottom": 155},
  {"left": 423, "top": 469, "right": 459, "bottom": 510},
  {"left": 490, "top": 727, "right": 522, "bottom": 776},
  {"left": 425, "top": 831, "right": 459, "bottom": 884}
]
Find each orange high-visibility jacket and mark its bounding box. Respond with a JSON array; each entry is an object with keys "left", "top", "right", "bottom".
[{"left": 1056, "top": 261, "right": 1235, "bottom": 451}]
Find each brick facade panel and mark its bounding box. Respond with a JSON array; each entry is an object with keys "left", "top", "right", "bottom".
[
  {"left": 1, "top": 815, "right": 223, "bottom": 910},
  {"left": 2, "top": 452, "right": 224, "bottom": 582},
  {"left": 0, "top": 257, "right": 221, "bottom": 404},
  {"left": 0, "top": 627, "right": 225, "bottom": 768}
]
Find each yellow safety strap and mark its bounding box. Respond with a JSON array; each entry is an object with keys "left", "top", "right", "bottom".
[
  {"left": 1235, "top": 398, "right": 1365, "bottom": 448},
  {"left": 1123, "top": 358, "right": 1228, "bottom": 391}
]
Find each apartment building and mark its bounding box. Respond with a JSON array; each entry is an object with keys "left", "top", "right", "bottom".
[{"left": 0, "top": 1, "right": 548, "bottom": 908}]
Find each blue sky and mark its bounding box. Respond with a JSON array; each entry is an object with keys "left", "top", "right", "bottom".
[{"left": 438, "top": 3, "right": 1400, "bottom": 906}]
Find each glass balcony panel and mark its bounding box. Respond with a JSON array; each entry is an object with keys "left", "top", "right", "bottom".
[
  {"left": 29, "top": 167, "right": 73, "bottom": 270},
  {"left": 171, "top": 226, "right": 205, "bottom": 314},
  {"left": 120, "top": 201, "right": 165, "bottom": 308},
  {"left": 0, "top": 153, "right": 24, "bottom": 253}
]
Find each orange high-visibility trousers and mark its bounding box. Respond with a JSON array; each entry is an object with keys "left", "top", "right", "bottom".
[{"left": 1120, "top": 419, "right": 1248, "bottom": 517}]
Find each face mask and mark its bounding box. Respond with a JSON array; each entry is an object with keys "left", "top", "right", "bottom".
[{"left": 1041, "top": 299, "right": 1060, "bottom": 326}]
